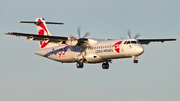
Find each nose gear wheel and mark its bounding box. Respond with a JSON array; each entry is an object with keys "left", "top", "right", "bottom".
[
  {"left": 102, "top": 61, "right": 109, "bottom": 69},
  {"left": 133, "top": 60, "right": 138, "bottom": 63}
]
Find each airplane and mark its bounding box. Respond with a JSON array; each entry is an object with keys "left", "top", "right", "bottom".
[{"left": 5, "top": 18, "right": 176, "bottom": 69}]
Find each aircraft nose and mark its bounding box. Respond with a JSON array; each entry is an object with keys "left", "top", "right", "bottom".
[{"left": 137, "top": 45, "right": 144, "bottom": 55}]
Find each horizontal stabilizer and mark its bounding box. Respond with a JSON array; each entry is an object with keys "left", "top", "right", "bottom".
[{"left": 16, "top": 21, "right": 64, "bottom": 25}]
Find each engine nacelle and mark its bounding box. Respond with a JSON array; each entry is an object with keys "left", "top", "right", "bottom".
[
  {"left": 84, "top": 54, "right": 104, "bottom": 63},
  {"left": 27, "top": 36, "right": 34, "bottom": 41},
  {"left": 65, "top": 38, "right": 78, "bottom": 46}
]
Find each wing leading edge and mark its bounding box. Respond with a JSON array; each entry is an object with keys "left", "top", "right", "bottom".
[
  {"left": 137, "top": 39, "right": 176, "bottom": 45},
  {"left": 5, "top": 32, "right": 176, "bottom": 45}
]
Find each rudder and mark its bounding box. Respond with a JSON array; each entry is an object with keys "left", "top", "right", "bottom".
[{"left": 35, "top": 18, "right": 53, "bottom": 49}]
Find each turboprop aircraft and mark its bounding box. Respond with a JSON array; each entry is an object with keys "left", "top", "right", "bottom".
[{"left": 5, "top": 18, "right": 176, "bottom": 69}]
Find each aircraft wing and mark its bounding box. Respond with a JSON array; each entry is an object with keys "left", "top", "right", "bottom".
[
  {"left": 137, "top": 39, "right": 176, "bottom": 45},
  {"left": 5, "top": 32, "right": 68, "bottom": 44},
  {"left": 6, "top": 32, "right": 176, "bottom": 45}
]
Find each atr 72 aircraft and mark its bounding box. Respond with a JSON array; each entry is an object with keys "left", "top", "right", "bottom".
[{"left": 6, "top": 18, "right": 176, "bottom": 69}]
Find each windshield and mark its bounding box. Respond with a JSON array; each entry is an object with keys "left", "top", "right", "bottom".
[{"left": 124, "top": 41, "right": 140, "bottom": 44}]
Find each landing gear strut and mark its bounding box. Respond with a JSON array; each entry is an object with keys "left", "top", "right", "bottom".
[
  {"left": 102, "top": 61, "right": 109, "bottom": 69},
  {"left": 76, "top": 60, "right": 84, "bottom": 68},
  {"left": 132, "top": 56, "right": 139, "bottom": 64}
]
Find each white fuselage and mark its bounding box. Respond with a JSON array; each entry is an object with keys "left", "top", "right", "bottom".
[{"left": 35, "top": 38, "right": 144, "bottom": 63}]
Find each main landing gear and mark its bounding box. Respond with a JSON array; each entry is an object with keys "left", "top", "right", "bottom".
[
  {"left": 76, "top": 60, "right": 84, "bottom": 68},
  {"left": 76, "top": 60, "right": 111, "bottom": 69},
  {"left": 102, "top": 61, "right": 109, "bottom": 69}
]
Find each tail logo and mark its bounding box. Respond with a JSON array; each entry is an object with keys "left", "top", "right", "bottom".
[
  {"left": 113, "top": 41, "right": 122, "bottom": 53},
  {"left": 58, "top": 46, "right": 69, "bottom": 57},
  {"left": 38, "top": 29, "right": 49, "bottom": 48},
  {"left": 37, "top": 19, "right": 49, "bottom": 48}
]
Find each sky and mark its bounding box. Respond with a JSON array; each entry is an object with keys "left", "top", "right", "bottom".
[{"left": 0, "top": 0, "right": 180, "bottom": 101}]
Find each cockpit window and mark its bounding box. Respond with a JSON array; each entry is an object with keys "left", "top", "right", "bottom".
[
  {"left": 131, "top": 41, "right": 137, "bottom": 44},
  {"left": 124, "top": 41, "right": 130, "bottom": 44},
  {"left": 137, "top": 41, "right": 140, "bottom": 44},
  {"left": 124, "top": 41, "right": 140, "bottom": 44},
  {"left": 127, "top": 41, "right": 130, "bottom": 44}
]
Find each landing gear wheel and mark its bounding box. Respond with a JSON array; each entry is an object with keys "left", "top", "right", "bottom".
[
  {"left": 102, "top": 63, "right": 109, "bottom": 69},
  {"left": 133, "top": 60, "right": 138, "bottom": 63},
  {"left": 76, "top": 62, "right": 84, "bottom": 68}
]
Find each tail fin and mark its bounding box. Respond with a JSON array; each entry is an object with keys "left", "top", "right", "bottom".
[
  {"left": 35, "top": 18, "right": 54, "bottom": 49},
  {"left": 17, "top": 17, "right": 63, "bottom": 49}
]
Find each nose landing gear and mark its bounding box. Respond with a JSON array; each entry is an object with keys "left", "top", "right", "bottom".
[
  {"left": 133, "top": 60, "right": 138, "bottom": 63},
  {"left": 133, "top": 56, "right": 139, "bottom": 64},
  {"left": 102, "top": 61, "right": 109, "bottom": 69}
]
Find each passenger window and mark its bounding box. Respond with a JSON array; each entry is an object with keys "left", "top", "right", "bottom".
[
  {"left": 131, "top": 41, "right": 137, "bottom": 44},
  {"left": 124, "top": 41, "right": 127, "bottom": 44}
]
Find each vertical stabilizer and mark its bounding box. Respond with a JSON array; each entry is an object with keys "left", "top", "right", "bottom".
[{"left": 35, "top": 18, "right": 55, "bottom": 49}]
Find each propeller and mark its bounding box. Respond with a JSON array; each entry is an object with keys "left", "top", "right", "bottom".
[
  {"left": 77, "top": 27, "right": 91, "bottom": 62},
  {"left": 119, "top": 36, "right": 123, "bottom": 39},
  {"left": 134, "top": 33, "right": 141, "bottom": 39},
  {"left": 127, "top": 29, "right": 131, "bottom": 38},
  {"left": 69, "top": 27, "right": 91, "bottom": 46},
  {"left": 75, "top": 27, "right": 91, "bottom": 47},
  {"left": 127, "top": 29, "right": 141, "bottom": 39},
  {"left": 69, "top": 27, "right": 91, "bottom": 59},
  {"left": 77, "top": 27, "right": 81, "bottom": 38},
  {"left": 77, "top": 27, "right": 91, "bottom": 38},
  {"left": 69, "top": 34, "right": 76, "bottom": 39}
]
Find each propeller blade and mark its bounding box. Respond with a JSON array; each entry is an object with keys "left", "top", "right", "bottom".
[
  {"left": 69, "top": 34, "right": 76, "bottom": 39},
  {"left": 83, "top": 31, "right": 91, "bottom": 38},
  {"left": 120, "top": 36, "right": 123, "bottom": 39},
  {"left": 77, "top": 27, "right": 81, "bottom": 38},
  {"left": 83, "top": 46, "right": 87, "bottom": 57},
  {"left": 69, "top": 34, "right": 75, "bottom": 45},
  {"left": 134, "top": 33, "right": 141, "bottom": 39},
  {"left": 127, "top": 29, "right": 131, "bottom": 38}
]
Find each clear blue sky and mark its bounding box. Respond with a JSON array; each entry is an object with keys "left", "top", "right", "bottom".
[{"left": 0, "top": 0, "right": 179, "bottom": 101}]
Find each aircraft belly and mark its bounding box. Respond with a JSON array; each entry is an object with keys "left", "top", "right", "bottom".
[{"left": 98, "top": 52, "right": 124, "bottom": 59}]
